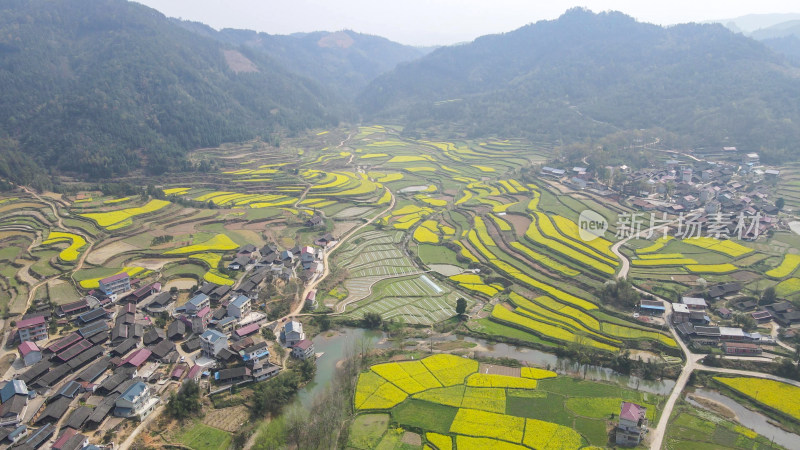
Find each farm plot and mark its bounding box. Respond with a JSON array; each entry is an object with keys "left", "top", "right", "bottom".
[
  {"left": 766, "top": 254, "right": 800, "bottom": 278},
  {"left": 79, "top": 199, "right": 170, "bottom": 228},
  {"left": 714, "top": 376, "right": 800, "bottom": 422},
  {"left": 336, "top": 229, "right": 474, "bottom": 324},
  {"left": 351, "top": 354, "right": 650, "bottom": 448},
  {"left": 344, "top": 275, "right": 468, "bottom": 325},
  {"left": 40, "top": 230, "right": 87, "bottom": 262}
]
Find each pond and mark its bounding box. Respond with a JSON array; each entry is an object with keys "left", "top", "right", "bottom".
[{"left": 688, "top": 388, "right": 799, "bottom": 448}]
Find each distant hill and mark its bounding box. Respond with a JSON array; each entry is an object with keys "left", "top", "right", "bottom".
[
  {"left": 713, "top": 13, "right": 800, "bottom": 34},
  {"left": 358, "top": 8, "right": 800, "bottom": 160},
  {"left": 0, "top": 0, "right": 343, "bottom": 187},
  {"left": 714, "top": 14, "right": 800, "bottom": 61},
  {"left": 172, "top": 22, "right": 429, "bottom": 99}
]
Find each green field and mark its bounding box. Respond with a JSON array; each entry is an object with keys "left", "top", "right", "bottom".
[{"left": 177, "top": 422, "right": 231, "bottom": 450}]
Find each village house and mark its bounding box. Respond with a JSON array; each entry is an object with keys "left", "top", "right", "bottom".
[
  {"left": 167, "top": 319, "right": 186, "bottom": 340},
  {"left": 723, "top": 342, "right": 762, "bottom": 356},
  {"left": 228, "top": 254, "right": 251, "bottom": 271},
  {"left": 114, "top": 381, "right": 157, "bottom": 419},
  {"left": 200, "top": 329, "right": 229, "bottom": 358},
  {"left": 125, "top": 282, "right": 161, "bottom": 304},
  {"left": 305, "top": 289, "right": 318, "bottom": 309},
  {"left": 615, "top": 402, "right": 648, "bottom": 446},
  {"left": 190, "top": 306, "right": 212, "bottom": 333},
  {"left": 16, "top": 316, "right": 48, "bottom": 342},
  {"left": 281, "top": 320, "right": 305, "bottom": 346},
  {"left": 215, "top": 366, "right": 251, "bottom": 385},
  {"left": 227, "top": 295, "right": 251, "bottom": 319},
  {"left": 291, "top": 339, "right": 315, "bottom": 359},
  {"left": 681, "top": 297, "right": 707, "bottom": 311},
  {"left": 184, "top": 293, "right": 210, "bottom": 314},
  {"left": 638, "top": 300, "right": 665, "bottom": 316},
  {"left": 314, "top": 233, "right": 336, "bottom": 248},
  {"left": 98, "top": 272, "right": 131, "bottom": 297},
  {"left": 18, "top": 341, "right": 41, "bottom": 367},
  {"left": 671, "top": 303, "right": 691, "bottom": 324},
  {"left": 0, "top": 380, "right": 29, "bottom": 427},
  {"left": 144, "top": 291, "right": 173, "bottom": 312}
]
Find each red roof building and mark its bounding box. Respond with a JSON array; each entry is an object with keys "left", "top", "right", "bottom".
[
  {"left": 17, "top": 315, "right": 45, "bottom": 329},
  {"left": 46, "top": 332, "right": 82, "bottom": 353},
  {"left": 18, "top": 341, "right": 39, "bottom": 357},
  {"left": 186, "top": 365, "right": 202, "bottom": 382},
  {"left": 620, "top": 402, "right": 646, "bottom": 423},
  {"left": 17, "top": 315, "right": 48, "bottom": 342},
  {"left": 18, "top": 341, "right": 42, "bottom": 366},
  {"left": 197, "top": 306, "right": 211, "bottom": 318},
  {"left": 118, "top": 348, "right": 152, "bottom": 368},
  {"left": 234, "top": 323, "right": 260, "bottom": 338}
]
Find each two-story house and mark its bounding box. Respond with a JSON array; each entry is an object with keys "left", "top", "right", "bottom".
[{"left": 200, "top": 329, "right": 229, "bottom": 358}]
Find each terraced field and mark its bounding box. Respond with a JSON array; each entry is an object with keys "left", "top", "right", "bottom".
[{"left": 335, "top": 229, "right": 473, "bottom": 324}]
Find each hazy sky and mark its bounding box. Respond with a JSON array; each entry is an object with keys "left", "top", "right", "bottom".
[{"left": 134, "top": 1, "right": 800, "bottom": 46}]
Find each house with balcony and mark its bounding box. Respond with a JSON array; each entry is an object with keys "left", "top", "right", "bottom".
[
  {"left": 98, "top": 272, "right": 131, "bottom": 296},
  {"left": 291, "top": 339, "right": 315, "bottom": 359},
  {"left": 16, "top": 315, "right": 48, "bottom": 342},
  {"left": 114, "top": 381, "right": 158, "bottom": 419}
]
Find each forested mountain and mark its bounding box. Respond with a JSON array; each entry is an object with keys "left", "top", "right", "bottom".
[
  {"left": 173, "top": 22, "right": 429, "bottom": 99},
  {"left": 718, "top": 18, "right": 800, "bottom": 62},
  {"left": 0, "top": 0, "right": 344, "bottom": 187},
  {"left": 358, "top": 8, "right": 800, "bottom": 161}
]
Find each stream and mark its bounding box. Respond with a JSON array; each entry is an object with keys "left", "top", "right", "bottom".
[
  {"left": 296, "top": 328, "right": 675, "bottom": 406},
  {"left": 687, "top": 388, "right": 799, "bottom": 448}
]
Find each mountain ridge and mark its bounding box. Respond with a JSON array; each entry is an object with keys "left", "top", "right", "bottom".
[
  {"left": 358, "top": 8, "right": 800, "bottom": 161},
  {"left": 171, "top": 21, "right": 430, "bottom": 99}
]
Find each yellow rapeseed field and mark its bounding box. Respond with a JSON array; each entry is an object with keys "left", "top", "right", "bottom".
[{"left": 715, "top": 377, "right": 800, "bottom": 421}]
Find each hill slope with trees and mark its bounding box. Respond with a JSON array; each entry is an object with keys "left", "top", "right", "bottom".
[
  {"left": 0, "top": 0, "right": 344, "bottom": 187},
  {"left": 173, "top": 22, "right": 429, "bottom": 99},
  {"left": 358, "top": 8, "right": 800, "bottom": 162}
]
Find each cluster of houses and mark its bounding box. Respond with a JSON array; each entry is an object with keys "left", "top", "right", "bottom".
[
  {"left": 638, "top": 294, "right": 772, "bottom": 355},
  {"left": 229, "top": 242, "right": 328, "bottom": 284},
  {"left": 0, "top": 237, "right": 326, "bottom": 448},
  {"left": 543, "top": 148, "right": 784, "bottom": 239}
]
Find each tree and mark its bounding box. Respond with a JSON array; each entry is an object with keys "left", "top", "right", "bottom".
[
  {"left": 776, "top": 197, "right": 785, "bottom": 210},
  {"left": 733, "top": 313, "right": 757, "bottom": 332},
  {"left": 761, "top": 286, "right": 777, "bottom": 305},
  {"left": 261, "top": 327, "right": 276, "bottom": 341},
  {"left": 599, "top": 278, "right": 639, "bottom": 308},
  {"left": 295, "top": 357, "right": 316, "bottom": 382},
  {"left": 314, "top": 315, "right": 331, "bottom": 331},
  {"left": 362, "top": 312, "right": 383, "bottom": 329},
  {"left": 166, "top": 381, "right": 202, "bottom": 420},
  {"left": 456, "top": 298, "right": 468, "bottom": 318}
]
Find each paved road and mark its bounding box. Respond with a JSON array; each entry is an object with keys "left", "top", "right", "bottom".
[{"left": 609, "top": 222, "right": 800, "bottom": 449}]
